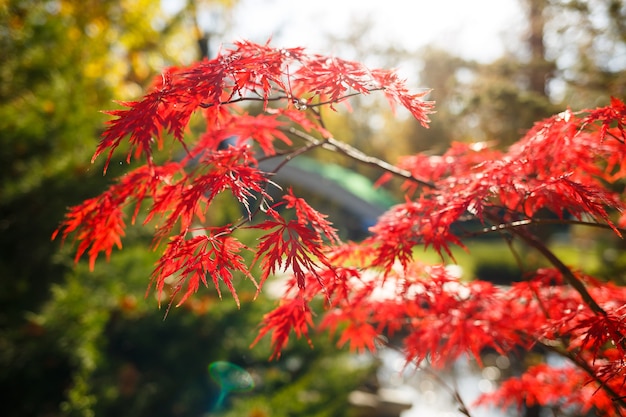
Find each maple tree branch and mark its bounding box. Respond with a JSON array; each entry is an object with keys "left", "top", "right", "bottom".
[
  {"left": 197, "top": 88, "right": 385, "bottom": 109},
  {"left": 262, "top": 136, "right": 330, "bottom": 170},
  {"left": 478, "top": 209, "right": 610, "bottom": 317},
  {"left": 381, "top": 339, "right": 474, "bottom": 417},
  {"left": 286, "top": 127, "right": 436, "bottom": 189},
  {"left": 466, "top": 217, "right": 626, "bottom": 237},
  {"left": 199, "top": 94, "right": 289, "bottom": 108},
  {"left": 514, "top": 228, "right": 608, "bottom": 317},
  {"left": 424, "top": 370, "right": 473, "bottom": 417},
  {"left": 605, "top": 130, "right": 625, "bottom": 144},
  {"left": 304, "top": 88, "right": 386, "bottom": 107},
  {"left": 328, "top": 136, "right": 437, "bottom": 188},
  {"left": 540, "top": 343, "right": 626, "bottom": 412},
  {"left": 502, "top": 233, "right": 531, "bottom": 275}
]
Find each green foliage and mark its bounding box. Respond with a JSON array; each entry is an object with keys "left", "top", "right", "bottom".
[
  {"left": 1, "top": 4, "right": 371, "bottom": 416},
  {"left": 220, "top": 355, "right": 372, "bottom": 417},
  {"left": 0, "top": 1, "right": 235, "bottom": 416},
  {"left": 0, "top": 8, "right": 115, "bottom": 414}
]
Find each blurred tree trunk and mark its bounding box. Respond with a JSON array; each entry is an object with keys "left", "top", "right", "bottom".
[{"left": 525, "top": 0, "right": 550, "bottom": 96}]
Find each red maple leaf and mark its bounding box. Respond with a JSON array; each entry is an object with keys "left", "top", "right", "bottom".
[
  {"left": 476, "top": 364, "right": 624, "bottom": 416},
  {"left": 251, "top": 297, "right": 314, "bottom": 360},
  {"left": 151, "top": 228, "right": 254, "bottom": 310},
  {"left": 251, "top": 205, "right": 333, "bottom": 294}
]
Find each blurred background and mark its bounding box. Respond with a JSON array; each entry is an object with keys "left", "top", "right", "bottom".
[{"left": 1, "top": 1, "right": 625, "bottom": 416}]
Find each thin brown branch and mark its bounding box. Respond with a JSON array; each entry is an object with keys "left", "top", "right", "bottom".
[
  {"left": 515, "top": 228, "right": 608, "bottom": 316},
  {"left": 540, "top": 342, "right": 626, "bottom": 413},
  {"left": 263, "top": 138, "right": 330, "bottom": 174},
  {"left": 305, "top": 88, "right": 386, "bottom": 107},
  {"left": 605, "top": 130, "right": 625, "bottom": 144},
  {"left": 286, "top": 127, "right": 437, "bottom": 189},
  {"left": 479, "top": 209, "right": 609, "bottom": 317},
  {"left": 199, "top": 94, "right": 288, "bottom": 108},
  {"left": 466, "top": 217, "right": 626, "bottom": 237},
  {"left": 198, "top": 88, "right": 385, "bottom": 109},
  {"left": 381, "top": 339, "right": 474, "bottom": 417}
]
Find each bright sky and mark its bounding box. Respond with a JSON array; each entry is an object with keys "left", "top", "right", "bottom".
[
  {"left": 221, "top": 0, "right": 524, "bottom": 62},
  {"left": 161, "top": 0, "right": 526, "bottom": 85}
]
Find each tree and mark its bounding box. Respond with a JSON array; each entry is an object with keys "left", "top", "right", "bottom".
[
  {"left": 55, "top": 40, "right": 626, "bottom": 416},
  {"left": 402, "top": 0, "right": 626, "bottom": 155},
  {"left": 2, "top": 2, "right": 374, "bottom": 416},
  {"left": 0, "top": 1, "right": 277, "bottom": 416},
  {"left": 538, "top": 0, "right": 626, "bottom": 107}
]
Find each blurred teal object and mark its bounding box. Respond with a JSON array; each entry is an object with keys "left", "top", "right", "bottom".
[
  {"left": 258, "top": 156, "right": 398, "bottom": 238},
  {"left": 294, "top": 157, "right": 397, "bottom": 209},
  {"left": 208, "top": 361, "right": 255, "bottom": 410}
]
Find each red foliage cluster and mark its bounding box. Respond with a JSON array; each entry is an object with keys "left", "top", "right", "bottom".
[{"left": 54, "top": 41, "right": 626, "bottom": 415}]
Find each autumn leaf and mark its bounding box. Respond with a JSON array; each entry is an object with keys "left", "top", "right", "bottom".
[
  {"left": 251, "top": 207, "right": 333, "bottom": 294},
  {"left": 251, "top": 297, "right": 314, "bottom": 360},
  {"left": 151, "top": 228, "right": 255, "bottom": 310}
]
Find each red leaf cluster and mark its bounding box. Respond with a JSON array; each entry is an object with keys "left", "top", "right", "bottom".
[
  {"left": 251, "top": 189, "right": 339, "bottom": 293},
  {"left": 54, "top": 40, "right": 626, "bottom": 415},
  {"left": 152, "top": 229, "right": 253, "bottom": 309},
  {"left": 476, "top": 364, "right": 619, "bottom": 415}
]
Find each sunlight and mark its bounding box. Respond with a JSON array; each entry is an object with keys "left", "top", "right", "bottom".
[
  {"left": 162, "top": 0, "right": 524, "bottom": 62},
  {"left": 224, "top": 0, "right": 523, "bottom": 61}
]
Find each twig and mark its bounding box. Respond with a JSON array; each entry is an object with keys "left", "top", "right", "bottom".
[
  {"left": 540, "top": 343, "right": 626, "bottom": 413},
  {"left": 471, "top": 218, "right": 626, "bottom": 236},
  {"left": 422, "top": 367, "right": 473, "bottom": 417},
  {"left": 198, "top": 88, "right": 385, "bottom": 109},
  {"left": 286, "top": 127, "right": 436, "bottom": 189},
  {"left": 199, "top": 95, "right": 288, "bottom": 108},
  {"left": 382, "top": 339, "right": 474, "bottom": 417},
  {"left": 514, "top": 228, "right": 608, "bottom": 317}
]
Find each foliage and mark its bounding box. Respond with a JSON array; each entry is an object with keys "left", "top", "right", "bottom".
[
  {"left": 401, "top": 0, "right": 626, "bottom": 154},
  {"left": 3, "top": 2, "right": 372, "bottom": 416},
  {"left": 77, "top": 287, "right": 370, "bottom": 417},
  {"left": 0, "top": 2, "right": 288, "bottom": 417},
  {"left": 55, "top": 39, "right": 626, "bottom": 416}
]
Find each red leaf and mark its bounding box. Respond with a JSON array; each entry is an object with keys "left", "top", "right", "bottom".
[
  {"left": 251, "top": 212, "right": 331, "bottom": 294},
  {"left": 284, "top": 188, "right": 341, "bottom": 245},
  {"left": 54, "top": 193, "right": 126, "bottom": 271},
  {"left": 251, "top": 298, "right": 314, "bottom": 360},
  {"left": 147, "top": 146, "right": 271, "bottom": 242},
  {"left": 151, "top": 229, "right": 255, "bottom": 310}
]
